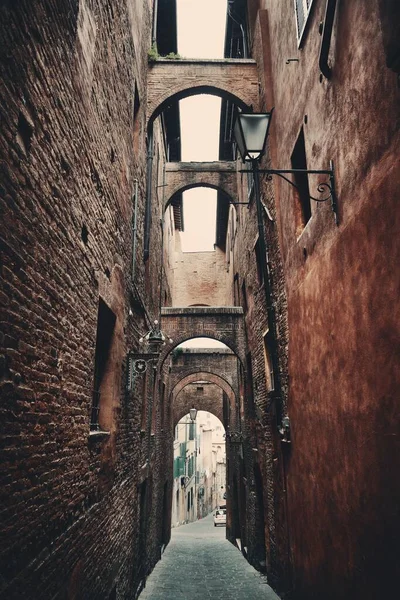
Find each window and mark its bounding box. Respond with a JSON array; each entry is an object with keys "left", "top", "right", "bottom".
[
  {"left": 291, "top": 128, "right": 311, "bottom": 234},
  {"left": 246, "top": 352, "right": 255, "bottom": 416},
  {"left": 241, "top": 280, "right": 248, "bottom": 313},
  {"left": 90, "top": 299, "right": 116, "bottom": 431},
  {"left": 263, "top": 330, "right": 275, "bottom": 392},
  {"left": 234, "top": 273, "right": 240, "bottom": 306},
  {"left": 189, "top": 422, "right": 195, "bottom": 440},
  {"left": 254, "top": 238, "right": 264, "bottom": 286},
  {"left": 294, "top": 0, "right": 315, "bottom": 45},
  {"left": 133, "top": 82, "right": 141, "bottom": 152},
  {"left": 140, "top": 369, "right": 148, "bottom": 433}
]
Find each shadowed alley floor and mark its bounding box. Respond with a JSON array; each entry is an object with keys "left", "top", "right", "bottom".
[{"left": 138, "top": 514, "right": 281, "bottom": 599}]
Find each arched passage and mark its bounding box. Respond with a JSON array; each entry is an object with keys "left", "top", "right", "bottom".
[
  {"left": 165, "top": 181, "right": 237, "bottom": 213},
  {"left": 147, "top": 58, "right": 259, "bottom": 128},
  {"left": 171, "top": 371, "right": 237, "bottom": 430},
  {"left": 159, "top": 308, "right": 246, "bottom": 368}
]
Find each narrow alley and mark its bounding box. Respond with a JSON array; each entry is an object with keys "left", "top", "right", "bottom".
[
  {"left": 0, "top": 1, "right": 399, "bottom": 600},
  {"left": 139, "top": 516, "right": 280, "bottom": 600}
]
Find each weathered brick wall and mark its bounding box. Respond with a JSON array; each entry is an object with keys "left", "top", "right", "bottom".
[
  {"left": 171, "top": 246, "right": 232, "bottom": 307},
  {"left": 169, "top": 348, "right": 239, "bottom": 397},
  {"left": 173, "top": 382, "right": 224, "bottom": 427},
  {"left": 0, "top": 1, "right": 167, "bottom": 598},
  {"left": 247, "top": 1, "right": 400, "bottom": 599}
]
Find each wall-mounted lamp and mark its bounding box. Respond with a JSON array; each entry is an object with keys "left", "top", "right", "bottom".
[
  {"left": 139, "top": 319, "right": 173, "bottom": 354},
  {"left": 189, "top": 406, "right": 198, "bottom": 422},
  {"left": 279, "top": 416, "right": 291, "bottom": 444},
  {"left": 234, "top": 110, "right": 338, "bottom": 225}
]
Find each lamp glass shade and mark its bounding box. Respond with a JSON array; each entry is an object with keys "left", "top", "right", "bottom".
[
  {"left": 234, "top": 112, "right": 273, "bottom": 162},
  {"left": 189, "top": 407, "right": 197, "bottom": 422}
]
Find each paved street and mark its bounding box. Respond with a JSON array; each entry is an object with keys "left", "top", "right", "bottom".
[{"left": 139, "top": 515, "right": 281, "bottom": 599}]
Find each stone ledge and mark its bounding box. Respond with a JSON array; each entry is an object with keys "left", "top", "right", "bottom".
[
  {"left": 149, "top": 58, "right": 256, "bottom": 65},
  {"left": 161, "top": 307, "right": 244, "bottom": 315}
]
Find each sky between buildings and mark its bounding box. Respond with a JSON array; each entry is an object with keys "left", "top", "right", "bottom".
[{"left": 176, "top": 0, "right": 227, "bottom": 252}]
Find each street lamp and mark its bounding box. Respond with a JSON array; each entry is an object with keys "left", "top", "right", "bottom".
[
  {"left": 234, "top": 111, "right": 273, "bottom": 162},
  {"left": 139, "top": 319, "right": 173, "bottom": 354},
  {"left": 233, "top": 110, "right": 304, "bottom": 443},
  {"left": 189, "top": 406, "right": 198, "bottom": 422},
  {"left": 234, "top": 110, "right": 338, "bottom": 224}
]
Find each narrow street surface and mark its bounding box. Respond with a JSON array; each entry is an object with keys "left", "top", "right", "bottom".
[{"left": 139, "top": 515, "right": 281, "bottom": 599}]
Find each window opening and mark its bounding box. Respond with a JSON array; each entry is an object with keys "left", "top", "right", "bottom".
[
  {"left": 140, "top": 369, "right": 148, "bottom": 433},
  {"left": 291, "top": 127, "right": 311, "bottom": 233},
  {"left": 246, "top": 352, "right": 255, "bottom": 416},
  {"left": 91, "top": 299, "right": 116, "bottom": 431},
  {"left": 294, "top": 0, "right": 315, "bottom": 45},
  {"left": 241, "top": 280, "right": 248, "bottom": 313},
  {"left": 133, "top": 82, "right": 141, "bottom": 152},
  {"left": 263, "top": 329, "right": 275, "bottom": 392},
  {"left": 254, "top": 239, "right": 264, "bottom": 286}
]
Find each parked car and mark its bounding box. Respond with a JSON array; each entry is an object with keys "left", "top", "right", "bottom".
[{"left": 213, "top": 507, "right": 226, "bottom": 527}]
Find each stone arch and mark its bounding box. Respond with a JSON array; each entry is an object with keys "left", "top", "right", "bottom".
[
  {"left": 147, "top": 56, "right": 260, "bottom": 126},
  {"left": 149, "top": 85, "right": 249, "bottom": 127},
  {"left": 160, "top": 308, "right": 246, "bottom": 369},
  {"left": 160, "top": 333, "right": 245, "bottom": 373},
  {"left": 164, "top": 173, "right": 237, "bottom": 213},
  {"left": 172, "top": 371, "right": 236, "bottom": 429}
]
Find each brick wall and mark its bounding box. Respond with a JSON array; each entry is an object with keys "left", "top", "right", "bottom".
[
  {"left": 245, "top": 1, "right": 400, "bottom": 598},
  {"left": 0, "top": 1, "right": 168, "bottom": 598},
  {"left": 170, "top": 246, "right": 232, "bottom": 307}
]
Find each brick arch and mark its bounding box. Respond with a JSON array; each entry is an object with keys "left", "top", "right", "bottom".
[
  {"left": 169, "top": 366, "right": 238, "bottom": 398},
  {"left": 146, "top": 59, "right": 259, "bottom": 127},
  {"left": 160, "top": 308, "right": 246, "bottom": 369},
  {"left": 149, "top": 85, "right": 249, "bottom": 126},
  {"left": 167, "top": 183, "right": 235, "bottom": 211},
  {"left": 163, "top": 168, "right": 237, "bottom": 213},
  {"left": 172, "top": 372, "right": 236, "bottom": 429}
]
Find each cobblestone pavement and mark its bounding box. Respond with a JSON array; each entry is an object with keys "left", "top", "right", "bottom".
[{"left": 139, "top": 514, "right": 281, "bottom": 599}]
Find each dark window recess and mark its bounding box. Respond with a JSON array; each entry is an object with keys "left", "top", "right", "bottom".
[
  {"left": 263, "top": 330, "right": 275, "bottom": 392},
  {"left": 196, "top": 386, "right": 204, "bottom": 393},
  {"left": 254, "top": 239, "right": 264, "bottom": 286},
  {"left": 246, "top": 352, "right": 255, "bottom": 416},
  {"left": 133, "top": 82, "right": 141, "bottom": 152},
  {"left": 234, "top": 273, "right": 240, "bottom": 306},
  {"left": 91, "top": 299, "right": 116, "bottom": 431},
  {"left": 81, "top": 224, "right": 89, "bottom": 245},
  {"left": 291, "top": 128, "right": 311, "bottom": 231},
  {"left": 17, "top": 111, "right": 34, "bottom": 155},
  {"left": 189, "top": 422, "right": 195, "bottom": 441},
  {"left": 241, "top": 280, "right": 248, "bottom": 313},
  {"left": 133, "top": 82, "right": 140, "bottom": 120},
  {"left": 108, "top": 587, "right": 117, "bottom": 600}
]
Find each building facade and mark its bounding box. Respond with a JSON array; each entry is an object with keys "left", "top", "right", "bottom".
[{"left": 0, "top": 1, "right": 399, "bottom": 599}]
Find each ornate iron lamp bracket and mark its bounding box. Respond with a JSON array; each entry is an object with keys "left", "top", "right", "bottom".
[{"left": 239, "top": 160, "right": 338, "bottom": 225}]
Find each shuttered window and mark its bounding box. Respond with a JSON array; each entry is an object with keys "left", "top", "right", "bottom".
[{"left": 294, "top": 0, "right": 314, "bottom": 45}]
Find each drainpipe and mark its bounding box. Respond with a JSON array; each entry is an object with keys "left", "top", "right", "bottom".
[
  {"left": 144, "top": 126, "right": 154, "bottom": 261},
  {"left": 132, "top": 178, "right": 139, "bottom": 282},
  {"left": 319, "top": 0, "right": 338, "bottom": 79}
]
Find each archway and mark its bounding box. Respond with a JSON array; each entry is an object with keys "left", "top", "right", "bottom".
[{"left": 171, "top": 371, "right": 237, "bottom": 431}]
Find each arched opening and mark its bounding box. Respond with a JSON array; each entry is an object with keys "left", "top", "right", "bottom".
[
  {"left": 171, "top": 410, "right": 226, "bottom": 527},
  {"left": 148, "top": 86, "right": 250, "bottom": 133}
]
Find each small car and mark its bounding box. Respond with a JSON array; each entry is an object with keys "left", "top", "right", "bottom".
[{"left": 213, "top": 508, "right": 226, "bottom": 527}]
